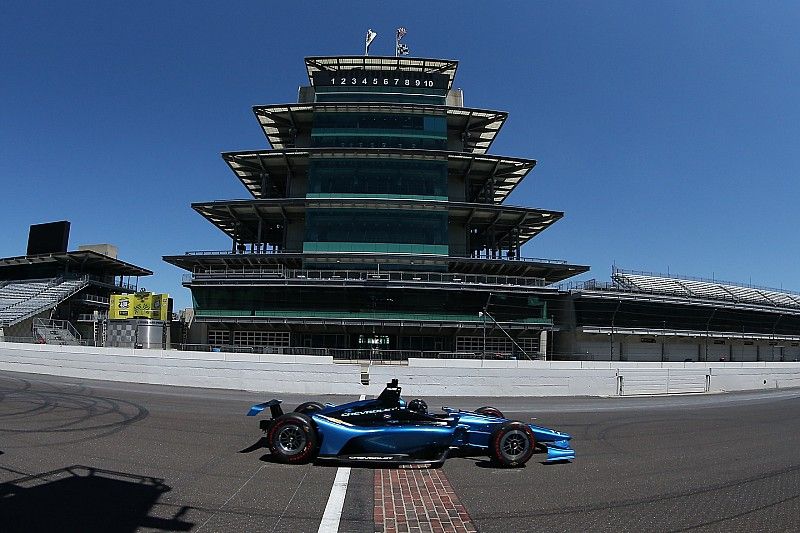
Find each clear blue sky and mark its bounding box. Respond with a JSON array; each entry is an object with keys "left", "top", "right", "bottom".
[{"left": 2, "top": 1, "right": 799, "bottom": 309}]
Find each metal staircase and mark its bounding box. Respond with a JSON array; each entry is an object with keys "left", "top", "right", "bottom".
[{"left": 33, "top": 318, "right": 83, "bottom": 346}]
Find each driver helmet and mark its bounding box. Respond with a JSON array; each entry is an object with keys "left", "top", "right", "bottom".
[{"left": 408, "top": 399, "right": 428, "bottom": 415}]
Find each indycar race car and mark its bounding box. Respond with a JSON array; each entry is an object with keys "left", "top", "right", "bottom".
[{"left": 247, "top": 379, "right": 574, "bottom": 467}]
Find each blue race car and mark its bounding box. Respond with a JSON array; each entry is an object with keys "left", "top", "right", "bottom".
[{"left": 247, "top": 379, "right": 574, "bottom": 468}]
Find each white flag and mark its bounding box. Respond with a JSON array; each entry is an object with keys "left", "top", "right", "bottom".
[{"left": 365, "top": 29, "right": 377, "bottom": 55}]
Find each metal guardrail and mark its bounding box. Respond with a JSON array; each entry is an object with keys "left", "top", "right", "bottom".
[
  {"left": 5, "top": 334, "right": 97, "bottom": 347},
  {"left": 33, "top": 318, "right": 82, "bottom": 341},
  {"left": 184, "top": 268, "right": 546, "bottom": 288},
  {"left": 181, "top": 250, "right": 569, "bottom": 265},
  {"left": 77, "top": 313, "right": 108, "bottom": 322},
  {"left": 78, "top": 294, "right": 110, "bottom": 305},
  {"left": 177, "top": 344, "right": 539, "bottom": 361}
]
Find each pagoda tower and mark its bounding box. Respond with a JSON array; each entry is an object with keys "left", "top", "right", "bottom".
[{"left": 165, "top": 55, "right": 588, "bottom": 356}]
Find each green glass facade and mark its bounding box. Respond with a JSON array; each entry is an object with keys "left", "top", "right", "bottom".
[
  {"left": 306, "top": 158, "right": 447, "bottom": 200},
  {"left": 193, "top": 286, "right": 547, "bottom": 324},
  {"left": 311, "top": 112, "right": 447, "bottom": 150},
  {"left": 314, "top": 85, "right": 448, "bottom": 105},
  {"left": 303, "top": 208, "right": 448, "bottom": 255}
]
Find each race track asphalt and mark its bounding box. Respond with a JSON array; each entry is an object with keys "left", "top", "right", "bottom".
[{"left": 1, "top": 370, "right": 798, "bottom": 532}]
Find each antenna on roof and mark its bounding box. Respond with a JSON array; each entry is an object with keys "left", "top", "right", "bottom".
[
  {"left": 396, "top": 27, "right": 409, "bottom": 57},
  {"left": 365, "top": 29, "right": 377, "bottom": 56}
]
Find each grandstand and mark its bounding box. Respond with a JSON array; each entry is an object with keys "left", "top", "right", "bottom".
[
  {"left": 0, "top": 228, "right": 152, "bottom": 344},
  {"left": 556, "top": 267, "right": 800, "bottom": 362},
  {"left": 611, "top": 269, "right": 800, "bottom": 310},
  {"left": 0, "top": 277, "right": 89, "bottom": 328}
]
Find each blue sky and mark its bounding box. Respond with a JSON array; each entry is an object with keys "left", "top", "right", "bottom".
[{"left": 2, "top": 1, "right": 799, "bottom": 309}]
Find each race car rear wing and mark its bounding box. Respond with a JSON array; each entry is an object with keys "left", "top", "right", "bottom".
[{"left": 246, "top": 399, "right": 284, "bottom": 418}]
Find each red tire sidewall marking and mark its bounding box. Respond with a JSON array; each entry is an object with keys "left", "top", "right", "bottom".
[
  {"left": 269, "top": 418, "right": 314, "bottom": 462},
  {"left": 491, "top": 427, "right": 506, "bottom": 463},
  {"left": 492, "top": 422, "right": 536, "bottom": 466}
]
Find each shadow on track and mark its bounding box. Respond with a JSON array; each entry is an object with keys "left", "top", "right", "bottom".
[{"left": 0, "top": 465, "right": 193, "bottom": 533}]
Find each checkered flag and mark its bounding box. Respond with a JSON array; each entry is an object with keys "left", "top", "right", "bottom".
[{"left": 396, "top": 27, "right": 409, "bottom": 56}]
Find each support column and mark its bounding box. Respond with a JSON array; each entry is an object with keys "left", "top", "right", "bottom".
[{"left": 539, "top": 329, "right": 547, "bottom": 360}]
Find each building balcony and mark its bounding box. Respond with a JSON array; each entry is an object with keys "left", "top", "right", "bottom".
[
  {"left": 182, "top": 267, "right": 549, "bottom": 291},
  {"left": 164, "top": 250, "right": 588, "bottom": 284}
]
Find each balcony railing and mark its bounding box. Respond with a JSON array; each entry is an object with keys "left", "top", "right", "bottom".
[
  {"left": 180, "top": 249, "right": 569, "bottom": 265},
  {"left": 184, "top": 268, "right": 546, "bottom": 288},
  {"left": 177, "top": 344, "right": 539, "bottom": 363},
  {"left": 77, "top": 294, "right": 110, "bottom": 305},
  {"left": 77, "top": 312, "right": 108, "bottom": 322}
]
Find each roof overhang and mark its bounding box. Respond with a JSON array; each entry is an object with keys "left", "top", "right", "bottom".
[
  {"left": 252, "top": 103, "right": 506, "bottom": 154},
  {"left": 0, "top": 250, "right": 151, "bottom": 277},
  {"left": 222, "top": 148, "right": 535, "bottom": 203},
  {"left": 305, "top": 56, "right": 458, "bottom": 89},
  {"left": 190, "top": 198, "right": 562, "bottom": 254}
]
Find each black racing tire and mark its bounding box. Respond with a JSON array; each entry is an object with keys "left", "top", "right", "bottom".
[
  {"left": 267, "top": 413, "right": 318, "bottom": 464},
  {"left": 294, "top": 401, "right": 325, "bottom": 415},
  {"left": 476, "top": 406, "right": 505, "bottom": 418},
  {"left": 489, "top": 421, "right": 536, "bottom": 467}
]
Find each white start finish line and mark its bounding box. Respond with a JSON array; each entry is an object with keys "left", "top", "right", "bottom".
[{"left": 317, "top": 394, "right": 365, "bottom": 533}]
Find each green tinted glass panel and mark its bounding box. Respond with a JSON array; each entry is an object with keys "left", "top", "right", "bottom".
[
  {"left": 192, "top": 287, "right": 550, "bottom": 324},
  {"left": 311, "top": 112, "right": 447, "bottom": 149},
  {"left": 304, "top": 208, "right": 447, "bottom": 246},
  {"left": 313, "top": 112, "right": 446, "bottom": 132},
  {"left": 307, "top": 158, "right": 447, "bottom": 198},
  {"left": 310, "top": 135, "right": 446, "bottom": 150},
  {"left": 302, "top": 242, "right": 448, "bottom": 255},
  {"left": 314, "top": 86, "right": 447, "bottom": 105}
]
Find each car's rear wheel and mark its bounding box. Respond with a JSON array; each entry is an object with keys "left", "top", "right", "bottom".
[
  {"left": 294, "top": 401, "right": 324, "bottom": 415},
  {"left": 476, "top": 406, "right": 505, "bottom": 418},
  {"left": 268, "top": 413, "right": 318, "bottom": 463},
  {"left": 489, "top": 421, "right": 535, "bottom": 467}
]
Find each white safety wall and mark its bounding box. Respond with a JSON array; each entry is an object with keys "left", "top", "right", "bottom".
[
  {"left": 0, "top": 341, "right": 363, "bottom": 395},
  {"left": 1, "top": 342, "right": 799, "bottom": 397}
]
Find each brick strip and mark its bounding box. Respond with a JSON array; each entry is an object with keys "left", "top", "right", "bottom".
[{"left": 374, "top": 466, "right": 477, "bottom": 533}]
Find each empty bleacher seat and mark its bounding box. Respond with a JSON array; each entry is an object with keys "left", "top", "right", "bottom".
[
  {"left": 0, "top": 277, "right": 90, "bottom": 327},
  {"left": 612, "top": 270, "right": 800, "bottom": 311}
]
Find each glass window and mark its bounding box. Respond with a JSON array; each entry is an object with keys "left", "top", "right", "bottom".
[
  {"left": 307, "top": 158, "right": 447, "bottom": 198},
  {"left": 304, "top": 208, "right": 448, "bottom": 246},
  {"left": 314, "top": 85, "right": 448, "bottom": 105},
  {"left": 311, "top": 112, "right": 447, "bottom": 150}
]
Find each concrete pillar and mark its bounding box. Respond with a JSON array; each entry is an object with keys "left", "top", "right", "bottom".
[{"left": 539, "top": 330, "right": 547, "bottom": 360}]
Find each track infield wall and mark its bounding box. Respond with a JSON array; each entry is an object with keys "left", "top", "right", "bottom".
[{"left": 1, "top": 342, "right": 799, "bottom": 397}]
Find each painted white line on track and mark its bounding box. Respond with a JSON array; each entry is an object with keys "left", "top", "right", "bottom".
[
  {"left": 318, "top": 393, "right": 365, "bottom": 533},
  {"left": 196, "top": 463, "right": 266, "bottom": 532}
]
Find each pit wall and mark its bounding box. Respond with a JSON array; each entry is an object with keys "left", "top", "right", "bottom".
[{"left": 1, "top": 342, "right": 799, "bottom": 397}]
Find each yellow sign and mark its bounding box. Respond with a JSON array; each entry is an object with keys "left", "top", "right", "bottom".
[{"left": 110, "top": 293, "right": 169, "bottom": 321}]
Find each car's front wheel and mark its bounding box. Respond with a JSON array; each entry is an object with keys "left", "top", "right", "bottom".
[
  {"left": 268, "top": 413, "right": 318, "bottom": 464},
  {"left": 489, "top": 421, "right": 535, "bottom": 467}
]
